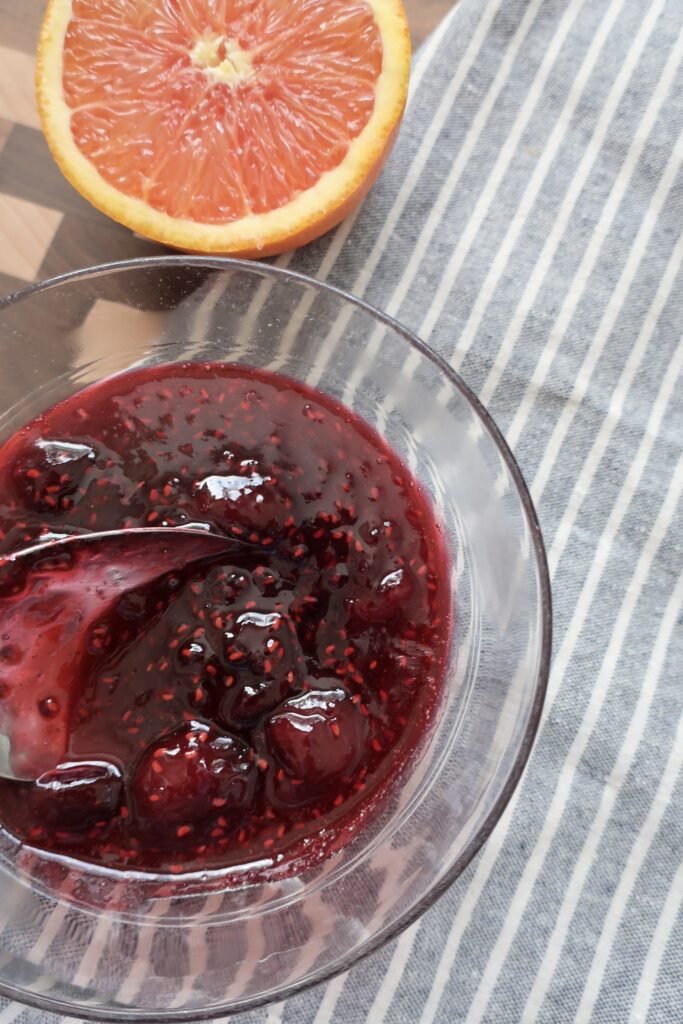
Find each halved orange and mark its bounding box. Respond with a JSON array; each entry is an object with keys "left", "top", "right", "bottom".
[{"left": 36, "top": 0, "right": 410, "bottom": 257}]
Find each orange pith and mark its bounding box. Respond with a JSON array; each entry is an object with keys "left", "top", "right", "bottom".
[{"left": 36, "top": 0, "right": 410, "bottom": 256}]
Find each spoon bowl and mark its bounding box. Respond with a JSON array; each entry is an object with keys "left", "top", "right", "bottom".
[{"left": 0, "top": 528, "right": 243, "bottom": 782}]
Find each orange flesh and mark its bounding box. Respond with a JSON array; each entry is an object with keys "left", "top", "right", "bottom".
[{"left": 63, "top": 0, "right": 383, "bottom": 224}]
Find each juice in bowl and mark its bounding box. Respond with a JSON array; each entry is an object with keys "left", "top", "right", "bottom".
[{"left": 0, "top": 259, "right": 550, "bottom": 1019}]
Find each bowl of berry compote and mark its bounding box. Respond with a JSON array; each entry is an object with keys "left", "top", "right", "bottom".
[{"left": 0, "top": 257, "right": 550, "bottom": 1021}]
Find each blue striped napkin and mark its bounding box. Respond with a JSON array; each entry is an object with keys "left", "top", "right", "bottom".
[{"left": 2, "top": 0, "right": 682, "bottom": 1021}]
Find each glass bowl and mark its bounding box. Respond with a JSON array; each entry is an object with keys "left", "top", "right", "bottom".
[{"left": 0, "top": 257, "right": 551, "bottom": 1021}]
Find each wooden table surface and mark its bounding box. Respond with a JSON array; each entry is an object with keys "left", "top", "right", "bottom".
[{"left": 0, "top": 0, "right": 457, "bottom": 299}]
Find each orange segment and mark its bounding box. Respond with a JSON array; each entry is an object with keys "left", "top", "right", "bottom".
[{"left": 36, "top": 0, "right": 410, "bottom": 256}]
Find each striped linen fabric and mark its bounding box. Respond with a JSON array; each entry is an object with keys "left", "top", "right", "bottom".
[{"left": 1, "top": 0, "right": 682, "bottom": 1021}]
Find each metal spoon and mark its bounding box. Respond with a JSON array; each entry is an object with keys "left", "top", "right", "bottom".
[{"left": 0, "top": 528, "right": 246, "bottom": 783}]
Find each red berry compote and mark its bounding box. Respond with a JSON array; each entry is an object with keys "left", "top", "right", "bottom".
[{"left": 0, "top": 362, "right": 451, "bottom": 876}]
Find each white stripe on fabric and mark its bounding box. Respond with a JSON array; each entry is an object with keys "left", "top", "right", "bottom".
[
  {"left": 70, "top": 885, "right": 125, "bottom": 989},
  {"left": 0, "top": 972, "right": 73, "bottom": 1024},
  {"left": 0, "top": 1000, "right": 30, "bottom": 1024},
  {"left": 267, "top": 210, "right": 361, "bottom": 373},
  {"left": 167, "top": 895, "right": 225, "bottom": 1010},
  {"left": 449, "top": 0, "right": 626, "bottom": 368},
  {"left": 416, "top": 0, "right": 589, "bottom": 345},
  {"left": 230, "top": 888, "right": 275, "bottom": 1002},
  {"left": 114, "top": 899, "right": 172, "bottom": 1006},
  {"left": 574, "top": 681, "right": 683, "bottom": 1020},
  {"left": 306, "top": 0, "right": 506, "bottom": 391},
  {"left": 549, "top": 233, "right": 683, "bottom": 574},
  {"left": 521, "top": 560, "right": 683, "bottom": 1021},
  {"left": 416, "top": 790, "right": 513, "bottom": 1024},
  {"left": 462, "top": 436, "right": 683, "bottom": 1023},
  {"left": 630, "top": 860, "right": 683, "bottom": 1024},
  {"left": 407, "top": 2, "right": 458, "bottom": 99},
  {"left": 265, "top": 1000, "right": 285, "bottom": 1024},
  {"left": 474, "top": 0, "right": 671, "bottom": 409},
  {"left": 0, "top": 884, "right": 29, "bottom": 943},
  {"left": 311, "top": 973, "right": 348, "bottom": 1024},
  {"left": 351, "top": 0, "right": 505, "bottom": 300},
  {"left": 237, "top": 250, "right": 294, "bottom": 351},
  {"left": 363, "top": 922, "right": 420, "bottom": 1024},
  {"left": 416, "top": 271, "right": 683, "bottom": 1024},
  {"left": 506, "top": 30, "right": 683, "bottom": 455},
  {"left": 341, "top": 0, "right": 545, "bottom": 404},
  {"left": 24, "top": 904, "right": 68, "bottom": 965},
  {"left": 530, "top": 123, "right": 683, "bottom": 504}
]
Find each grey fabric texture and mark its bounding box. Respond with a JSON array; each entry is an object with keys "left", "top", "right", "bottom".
[{"left": 2, "top": 0, "right": 683, "bottom": 1020}]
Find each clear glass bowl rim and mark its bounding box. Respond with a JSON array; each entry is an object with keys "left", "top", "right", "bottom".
[{"left": 0, "top": 255, "right": 552, "bottom": 1021}]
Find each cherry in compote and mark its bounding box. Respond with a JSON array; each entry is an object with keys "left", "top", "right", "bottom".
[{"left": 0, "top": 362, "right": 451, "bottom": 875}]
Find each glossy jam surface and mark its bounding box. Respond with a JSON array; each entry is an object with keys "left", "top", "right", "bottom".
[{"left": 0, "top": 363, "right": 450, "bottom": 875}]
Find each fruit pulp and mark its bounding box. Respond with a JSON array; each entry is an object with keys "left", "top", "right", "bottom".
[
  {"left": 63, "top": 0, "right": 384, "bottom": 223},
  {"left": 0, "top": 362, "right": 451, "bottom": 876}
]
